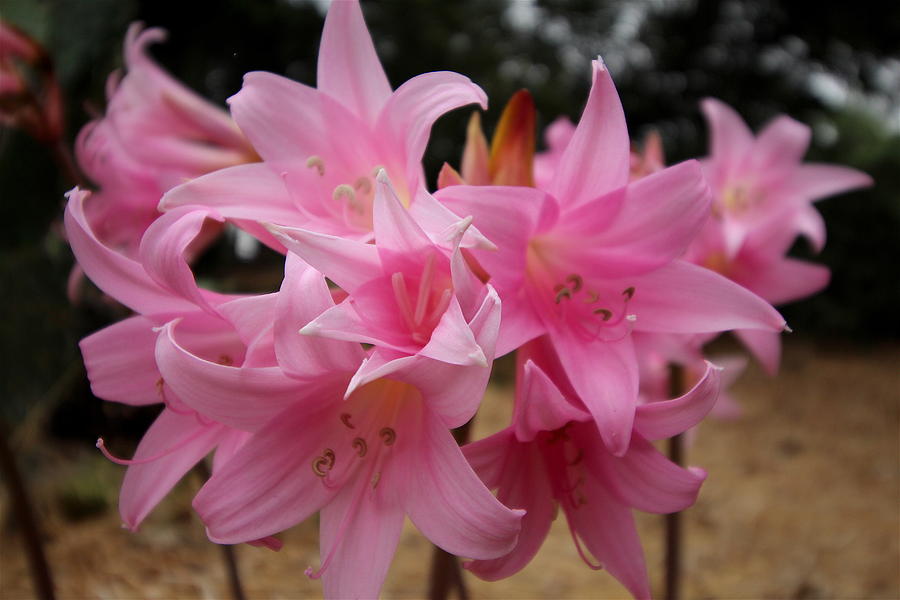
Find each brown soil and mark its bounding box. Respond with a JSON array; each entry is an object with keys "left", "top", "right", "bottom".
[{"left": 2, "top": 339, "right": 898, "bottom": 599}]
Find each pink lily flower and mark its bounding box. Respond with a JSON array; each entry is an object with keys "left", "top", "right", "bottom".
[
  {"left": 75, "top": 23, "right": 257, "bottom": 257},
  {"left": 65, "top": 188, "right": 274, "bottom": 532},
  {"left": 533, "top": 116, "right": 575, "bottom": 191},
  {"left": 155, "top": 256, "right": 520, "bottom": 599},
  {"left": 463, "top": 336, "right": 721, "bottom": 599},
  {"left": 160, "top": 0, "right": 490, "bottom": 250},
  {"left": 699, "top": 97, "right": 872, "bottom": 256},
  {"left": 436, "top": 59, "right": 785, "bottom": 455},
  {"left": 268, "top": 171, "right": 493, "bottom": 370}
]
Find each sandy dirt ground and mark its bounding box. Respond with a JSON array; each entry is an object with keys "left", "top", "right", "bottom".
[{"left": 2, "top": 339, "right": 898, "bottom": 599}]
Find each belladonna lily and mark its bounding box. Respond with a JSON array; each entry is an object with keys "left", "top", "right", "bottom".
[
  {"left": 159, "top": 0, "right": 491, "bottom": 251},
  {"left": 64, "top": 188, "right": 279, "bottom": 534},
  {"left": 162, "top": 256, "right": 521, "bottom": 599},
  {"left": 699, "top": 97, "right": 872, "bottom": 256},
  {"left": 436, "top": 58, "right": 786, "bottom": 455},
  {"left": 463, "top": 336, "right": 721, "bottom": 599},
  {"left": 267, "top": 171, "right": 492, "bottom": 370}
]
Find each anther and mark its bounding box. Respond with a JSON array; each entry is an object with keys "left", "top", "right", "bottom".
[
  {"left": 352, "top": 437, "right": 367, "bottom": 457},
  {"left": 312, "top": 448, "right": 336, "bottom": 477},
  {"left": 371, "top": 472, "right": 381, "bottom": 489},
  {"left": 305, "top": 156, "right": 325, "bottom": 176},
  {"left": 332, "top": 184, "right": 356, "bottom": 203},
  {"left": 555, "top": 287, "right": 573, "bottom": 303},
  {"left": 340, "top": 413, "right": 355, "bottom": 429},
  {"left": 623, "top": 286, "right": 635, "bottom": 300},
  {"left": 583, "top": 290, "right": 599, "bottom": 303},
  {"left": 379, "top": 427, "right": 396, "bottom": 446},
  {"left": 593, "top": 308, "right": 613, "bottom": 321},
  {"left": 354, "top": 176, "right": 372, "bottom": 194},
  {"left": 566, "top": 274, "right": 583, "bottom": 292}
]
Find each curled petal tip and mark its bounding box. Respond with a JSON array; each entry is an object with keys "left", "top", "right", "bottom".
[
  {"left": 299, "top": 323, "right": 318, "bottom": 336},
  {"left": 688, "top": 466, "right": 708, "bottom": 481},
  {"left": 783, "top": 323, "right": 793, "bottom": 334},
  {"left": 375, "top": 167, "right": 390, "bottom": 184},
  {"left": 468, "top": 348, "right": 488, "bottom": 368}
]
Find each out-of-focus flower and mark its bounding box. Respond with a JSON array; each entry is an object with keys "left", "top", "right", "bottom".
[
  {"left": 75, "top": 23, "right": 257, "bottom": 257},
  {"left": 162, "top": 0, "right": 488, "bottom": 249},
  {"left": 699, "top": 97, "right": 872, "bottom": 256},
  {"left": 437, "top": 58, "right": 785, "bottom": 455},
  {"left": 464, "top": 336, "right": 720, "bottom": 599},
  {"left": 0, "top": 19, "right": 63, "bottom": 143}
]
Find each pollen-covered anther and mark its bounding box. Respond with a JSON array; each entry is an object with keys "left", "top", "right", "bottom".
[
  {"left": 565, "top": 274, "right": 583, "bottom": 292},
  {"left": 353, "top": 176, "right": 372, "bottom": 194},
  {"left": 352, "top": 437, "right": 367, "bottom": 457},
  {"left": 340, "top": 413, "right": 355, "bottom": 429},
  {"left": 312, "top": 448, "right": 336, "bottom": 477},
  {"left": 623, "top": 286, "right": 635, "bottom": 300},
  {"left": 555, "top": 286, "right": 573, "bottom": 303},
  {"left": 593, "top": 308, "right": 613, "bottom": 321},
  {"left": 379, "top": 427, "right": 396, "bottom": 446},
  {"left": 332, "top": 184, "right": 356, "bottom": 203},
  {"left": 583, "top": 290, "right": 599, "bottom": 303},
  {"left": 305, "top": 155, "right": 325, "bottom": 175}
]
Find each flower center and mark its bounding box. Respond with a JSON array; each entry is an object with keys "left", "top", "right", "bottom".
[{"left": 391, "top": 252, "right": 453, "bottom": 345}]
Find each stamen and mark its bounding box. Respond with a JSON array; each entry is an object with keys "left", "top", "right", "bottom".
[
  {"left": 566, "top": 516, "right": 603, "bottom": 571},
  {"left": 352, "top": 438, "right": 368, "bottom": 458},
  {"left": 583, "top": 290, "right": 599, "bottom": 303},
  {"left": 354, "top": 176, "right": 372, "bottom": 194},
  {"left": 340, "top": 413, "right": 355, "bottom": 429},
  {"left": 312, "top": 449, "right": 336, "bottom": 477},
  {"left": 566, "top": 274, "right": 583, "bottom": 292},
  {"left": 555, "top": 287, "right": 573, "bottom": 303},
  {"left": 332, "top": 184, "right": 356, "bottom": 204},
  {"left": 371, "top": 472, "right": 381, "bottom": 488},
  {"left": 379, "top": 427, "right": 396, "bottom": 446},
  {"left": 305, "top": 156, "right": 325, "bottom": 176},
  {"left": 593, "top": 308, "right": 613, "bottom": 321},
  {"left": 423, "top": 288, "right": 452, "bottom": 329},
  {"left": 623, "top": 286, "right": 635, "bottom": 301},
  {"left": 391, "top": 272, "right": 418, "bottom": 334},
  {"left": 414, "top": 254, "right": 436, "bottom": 327},
  {"left": 96, "top": 430, "right": 209, "bottom": 466}
]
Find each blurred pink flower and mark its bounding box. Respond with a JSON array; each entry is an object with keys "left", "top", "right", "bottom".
[{"left": 75, "top": 23, "right": 256, "bottom": 257}]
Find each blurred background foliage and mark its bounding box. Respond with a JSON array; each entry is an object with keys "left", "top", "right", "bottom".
[{"left": 1, "top": 0, "right": 898, "bottom": 429}]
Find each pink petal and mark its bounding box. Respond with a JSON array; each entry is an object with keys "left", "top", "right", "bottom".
[
  {"left": 561, "top": 476, "right": 650, "bottom": 600},
  {"left": 301, "top": 300, "right": 390, "bottom": 348},
  {"left": 625, "top": 260, "right": 787, "bottom": 333},
  {"left": 750, "top": 115, "right": 810, "bottom": 176},
  {"left": 120, "top": 409, "right": 226, "bottom": 530},
  {"left": 462, "top": 429, "right": 516, "bottom": 490},
  {"left": 139, "top": 206, "right": 226, "bottom": 314},
  {"left": 550, "top": 331, "right": 637, "bottom": 457},
  {"left": 514, "top": 360, "right": 589, "bottom": 442},
  {"left": 80, "top": 316, "right": 162, "bottom": 406},
  {"left": 402, "top": 409, "right": 524, "bottom": 560},
  {"left": 420, "top": 296, "right": 487, "bottom": 367},
  {"left": 63, "top": 189, "right": 194, "bottom": 314},
  {"left": 318, "top": 473, "right": 406, "bottom": 600},
  {"left": 211, "top": 430, "right": 252, "bottom": 473},
  {"left": 377, "top": 71, "right": 487, "bottom": 178},
  {"left": 408, "top": 190, "right": 495, "bottom": 250},
  {"left": 193, "top": 402, "right": 343, "bottom": 543},
  {"left": 564, "top": 160, "right": 711, "bottom": 277},
  {"left": 550, "top": 58, "right": 630, "bottom": 207},
  {"left": 634, "top": 361, "right": 722, "bottom": 440},
  {"left": 735, "top": 328, "right": 782, "bottom": 375},
  {"left": 779, "top": 162, "right": 873, "bottom": 204},
  {"left": 601, "top": 434, "right": 706, "bottom": 514},
  {"left": 155, "top": 321, "right": 308, "bottom": 431},
  {"left": 465, "top": 442, "right": 557, "bottom": 581},
  {"left": 276, "top": 255, "right": 365, "bottom": 379},
  {"left": 159, "top": 163, "right": 304, "bottom": 250},
  {"left": 228, "top": 71, "right": 325, "bottom": 164},
  {"left": 216, "top": 294, "right": 278, "bottom": 367},
  {"left": 700, "top": 97, "right": 754, "bottom": 182},
  {"left": 494, "top": 298, "right": 547, "bottom": 358},
  {"left": 317, "top": 0, "right": 392, "bottom": 125},
  {"left": 794, "top": 205, "right": 827, "bottom": 253},
  {"left": 372, "top": 171, "right": 434, "bottom": 272},
  {"left": 267, "top": 223, "right": 381, "bottom": 294},
  {"left": 739, "top": 257, "right": 830, "bottom": 305}
]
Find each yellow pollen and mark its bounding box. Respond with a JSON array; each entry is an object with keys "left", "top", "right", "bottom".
[
  {"left": 312, "top": 448, "right": 336, "bottom": 477},
  {"left": 306, "top": 156, "right": 325, "bottom": 176}
]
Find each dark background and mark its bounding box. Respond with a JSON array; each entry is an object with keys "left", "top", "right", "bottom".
[{"left": 1, "top": 0, "right": 897, "bottom": 423}]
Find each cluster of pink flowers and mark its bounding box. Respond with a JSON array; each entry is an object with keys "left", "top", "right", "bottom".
[{"left": 66, "top": 2, "right": 870, "bottom": 598}]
